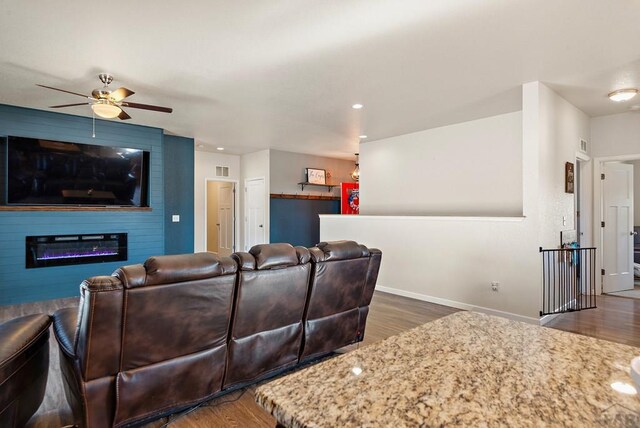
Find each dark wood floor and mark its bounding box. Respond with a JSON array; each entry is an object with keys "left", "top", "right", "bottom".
[
  {"left": 544, "top": 292, "right": 640, "bottom": 347},
  {"left": 2, "top": 291, "right": 638, "bottom": 427}
]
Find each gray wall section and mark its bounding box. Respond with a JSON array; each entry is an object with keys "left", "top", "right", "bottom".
[
  {"left": 270, "top": 149, "right": 356, "bottom": 197},
  {"left": 163, "top": 135, "right": 195, "bottom": 254},
  {"left": 269, "top": 149, "right": 356, "bottom": 247},
  {"left": 0, "top": 104, "right": 194, "bottom": 305}
]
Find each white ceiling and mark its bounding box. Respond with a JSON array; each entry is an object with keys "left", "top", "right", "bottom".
[{"left": 1, "top": 0, "right": 640, "bottom": 159}]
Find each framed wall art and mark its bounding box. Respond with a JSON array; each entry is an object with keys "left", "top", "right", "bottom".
[
  {"left": 306, "top": 168, "right": 326, "bottom": 185},
  {"left": 565, "top": 162, "right": 574, "bottom": 194}
]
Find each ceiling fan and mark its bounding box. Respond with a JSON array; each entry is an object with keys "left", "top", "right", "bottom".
[{"left": 37, "top": 73, "right": 173, "bottom": 120}]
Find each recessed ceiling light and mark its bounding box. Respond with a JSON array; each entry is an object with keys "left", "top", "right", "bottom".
[
  {"left": 608, "top": 88, "right": 638, "bottom": 102},
  {"left": 359, "top": 135, "right": 368, "bottom": 139},
  {"left": 352, "top": 103, "right": 364, "bottom": 109},
  {"left": 216, "top": 147, "right": 225, "bottom": 151}
]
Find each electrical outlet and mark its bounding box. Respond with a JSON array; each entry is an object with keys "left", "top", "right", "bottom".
[
  {"left": 172, "top": 215, "right": 180, "bottom": 223},
  {"left": 491, "top": 281, "right": 499, "bottom": 292}
]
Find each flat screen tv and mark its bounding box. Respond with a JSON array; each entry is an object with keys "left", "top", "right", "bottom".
[{"left": 2, "top": 136, "right": 149, "bottom": 206}]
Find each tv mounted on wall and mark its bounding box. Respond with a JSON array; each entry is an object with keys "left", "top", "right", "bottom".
[{"left": 1, "top": 136, "right": 150, "bottom": 207}]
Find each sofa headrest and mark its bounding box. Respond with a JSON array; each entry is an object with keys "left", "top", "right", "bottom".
[
  {"left": 81, "top": 275, "right": 123, "bottom": 292},
  {"left": 311, "top": 240, "right": 370, "bottom": 262},
  {"left": 114, "top": 252, "right": 237, "bottom": 288},
  {"left": 235, "top": 243, "right": 310, "bottom": 270}
]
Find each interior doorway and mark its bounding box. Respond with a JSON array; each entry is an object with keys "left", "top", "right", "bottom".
[
  {"left": 205, "top": 179, "right": 237, "bottom": 257},
  {"left": 598, "top": 158, "right": 640, "bottom": 298}
]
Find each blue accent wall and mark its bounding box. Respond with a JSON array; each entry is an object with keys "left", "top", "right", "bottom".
[
  {"left": 270, "top": 198, "right": 340, "bottom": 247},
  {"left": 0, "top": 104, "right": 168, "bottom": 305},
  {"left": 163, "top": 135, "right": 194, "bottom": 255}
]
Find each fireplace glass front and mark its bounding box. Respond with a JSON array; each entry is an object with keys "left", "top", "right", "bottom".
[{"left": 26, "top": 233, "right": 127, "bottom": 268}]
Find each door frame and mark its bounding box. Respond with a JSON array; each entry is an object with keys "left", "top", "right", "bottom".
[
  {"left": 575, "top": 152, "right": 591, "bottom": 248},
  {"left": 204, "top": 177, "right": 240, "bottom": 254},
  {"left": 244, "top": 176, "right": 268, "bottom": 251},
  {"left": 593, "top": 153, "right": 640, "bottom": 294}
]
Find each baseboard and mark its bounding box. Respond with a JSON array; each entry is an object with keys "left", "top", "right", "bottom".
[
  {"left": 375, "top": 285, "right": 540, "bottom": 325},
  {"left": 539, "top": 313, "right": 561, "bottom": 325},
  {"left": 539, "top": 299, "right": 578, "bottom": 326}
]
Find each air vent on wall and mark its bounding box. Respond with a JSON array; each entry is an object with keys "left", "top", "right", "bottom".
[
  {"left": 580, "top": 139, "right": 588, "bottom": 153},
  {"left": 216, "top": 166, "right": 229, "bottom": 177}
]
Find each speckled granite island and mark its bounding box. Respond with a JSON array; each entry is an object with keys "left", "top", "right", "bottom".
[{"left": 256, "top": 312, "right": 640, "bottom": 427}]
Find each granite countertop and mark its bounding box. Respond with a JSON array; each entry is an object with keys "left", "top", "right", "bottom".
[{"left": 256, "top": 311, "right": 640, "bottom": 427}]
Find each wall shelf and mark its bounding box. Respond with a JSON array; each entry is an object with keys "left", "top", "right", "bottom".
[
  {"left": 271, "top": 193, "right": 340, "bottom": 201},
  {"left": 297, "top": 182, "right": 338, "bottom": 192}
]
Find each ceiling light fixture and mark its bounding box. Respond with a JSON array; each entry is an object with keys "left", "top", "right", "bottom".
[
  {"left": 352, "top": 103, "right": 364, "bottom": 109},
  {"left": 608, "top": 88, "right": 638, "bottom": 102},
  {"left": 91, "top": 101, "right": 121, "bottom": 119},
  {"left": 216, "top": 147, "right": 225, "bottom": 151},
  {"left": 359, "top": 135, "right": 367, "bottom": 139},
  {"left": 351, "top": 153, "right": 360, "bottom": 182}
]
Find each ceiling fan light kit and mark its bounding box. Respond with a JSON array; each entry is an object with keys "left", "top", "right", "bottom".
[
  {"left": 608, "top": 88, "right": 638, "bottom": 102},
  {"left": 91, "top": 100, "right": 121, "bottom": 119},
  {"left": 37, "top": 73, "right": 173, "bottom": 121}
]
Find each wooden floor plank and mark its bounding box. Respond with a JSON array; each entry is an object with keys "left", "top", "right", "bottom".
[{"left": 544, "top": 292, "right": 640, "bottom": 347}]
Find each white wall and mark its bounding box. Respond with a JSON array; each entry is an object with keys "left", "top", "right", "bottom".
[
  {"left": 320, "top": 215, "right": 538, "bottom": 321},
  {"left": 240, "top": 150, "right": 270, "bottom": 250},
  {"left": 360, "top": 111, "right": 523, "bottom": 216},
  {"left": 537, "top": 83, "right": 591, "bottom": 248},
  {"left": 591, "top": 112, "right": 640, "bottom": 158},
  {"left": 270, "top": 150, "right": 355, "bottom": 198},
  {"left": 630, "top": 160, "right": 640, "bottom": 226},
  {"left": 194, "top": 151, "right": 240, "bottom": 252},
  {"left": 321, "top": 82, "right": 591, "bottom": 321}
]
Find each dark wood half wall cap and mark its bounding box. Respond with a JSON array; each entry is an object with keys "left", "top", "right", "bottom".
[{"left": 270, "top": 193, "right": 339, "bottom": 201}]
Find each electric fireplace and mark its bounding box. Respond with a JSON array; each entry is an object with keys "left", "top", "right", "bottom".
[{"left": 26, "top": 233, "right": 127, "bottom": 269}]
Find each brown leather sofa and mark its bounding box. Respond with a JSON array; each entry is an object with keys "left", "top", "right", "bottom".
[
  {"left": 225, "top": 243, "right": 311, "bottom": 389},
  {"left": 0, "top": 313, "right": 52, "bottom": 427},
  {"left": 301, "top": 241, "right": 381, "bottom": 361},
  {"left": 53, "top": 241, "right": 381, "bottom": 427}
]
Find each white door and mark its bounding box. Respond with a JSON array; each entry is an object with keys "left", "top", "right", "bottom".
[
  {"left": 217, "top": 183, "right": 234, "bottom": 257},
  {"left": 245, "top": 178, "right": 266, "bottom": 251},
  {"left": 602, "top": 162, "right": 634, "bottom": 293}
]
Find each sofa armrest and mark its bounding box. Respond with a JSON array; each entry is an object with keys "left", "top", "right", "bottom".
[
  {"left": 0, "top": 314, "right": 51, "bottom": 373},
  {"left": 53, "top": 307, "right": 79, "bottom": 357}
]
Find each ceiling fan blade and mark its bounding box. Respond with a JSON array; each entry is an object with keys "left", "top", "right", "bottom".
[
  {"left": 49, "top": 102, "right": 90, "bottom": 108},
  {"left": 121, "top": 101, "right": 172, "bottom": 113},
  {"left": 118, "top": 108, "right": 131, "bottom": 120},
  {"left": 36, "top": 84, "right": 90, "bottom": 99},
  {"left": 110, "top": 87, "right": 135, "bottom": 102}
]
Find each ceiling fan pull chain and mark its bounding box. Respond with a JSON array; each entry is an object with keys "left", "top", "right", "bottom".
[{"left": 92, "top": 110, "right": 96, "bottom": 138}]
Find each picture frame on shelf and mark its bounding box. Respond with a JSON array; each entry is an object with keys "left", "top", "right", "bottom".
[{"left": 306, "top": 168, "right": 326, "bottom": 185}]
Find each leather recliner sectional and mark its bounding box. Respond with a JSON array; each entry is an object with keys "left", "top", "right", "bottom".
[
  {"left": 53, "top": 240, "right": 381, "bottom": 427},
  {"left": 0, "top": 313, "right": 52, "bottom": 427}
]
